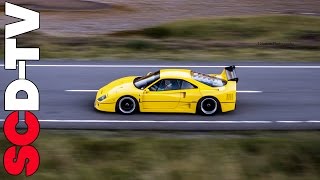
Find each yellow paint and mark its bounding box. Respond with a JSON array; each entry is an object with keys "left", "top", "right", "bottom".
[{"left": 95, "top": 68, "right": 237, "bottom": 114}]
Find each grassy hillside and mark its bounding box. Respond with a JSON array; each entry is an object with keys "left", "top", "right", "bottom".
[
  {"left": 0, "top": 131, "right": 320, "bottom": 180},
  {"left": 115, "top": 15, "right": 320, "bottom": 41},
  {"left": 1, "top": 15, "right": 319, "bottom": 61}
]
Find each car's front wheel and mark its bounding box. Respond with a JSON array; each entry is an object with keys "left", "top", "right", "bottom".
[
  {"left": 116, "top": 96, "right": 138, "bottom": 115},
  {"left": 197, "top": 97, "right": 219, "bottom": 115}
]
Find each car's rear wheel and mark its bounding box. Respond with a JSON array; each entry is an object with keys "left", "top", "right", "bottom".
[
  {"left": 116, "top": 96, "right": 138, "bottom": 115},
  {"left": 197, "top": 97, "right": 219, "bottom": 115}
]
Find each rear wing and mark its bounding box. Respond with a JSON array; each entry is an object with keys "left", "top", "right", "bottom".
[{"left": 221, "top": 65, "right": 238, "bottom": 83}]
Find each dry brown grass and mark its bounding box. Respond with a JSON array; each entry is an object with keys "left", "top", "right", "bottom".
[
  {"left": 2, "top": 15, "right": 318, "bottom": 61},
  {"left": 1, "top": 0, "right": 320, "bottom": 36}
]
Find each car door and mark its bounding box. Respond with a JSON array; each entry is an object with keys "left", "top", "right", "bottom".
[
  {"left": 141, "top": 79, "right": 182, "bottom": 109},
  {"left": 177, "top": 80, "right": 202, "bottom": 110}
]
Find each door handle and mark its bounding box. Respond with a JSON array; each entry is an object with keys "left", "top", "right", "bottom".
[{"left": 181, "top": 92, "right": 186, "bottom": 98}]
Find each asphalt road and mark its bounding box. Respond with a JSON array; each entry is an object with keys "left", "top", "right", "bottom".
[{"left": 1, "top": 60, "right": 320, "bottom": 130}]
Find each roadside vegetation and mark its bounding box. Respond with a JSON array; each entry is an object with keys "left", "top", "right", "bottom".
[
  {"left": 0, "top": 131, "right": 320, "bottom": 180},
  {"left": 0, "top": 15, "right": 319, "bottom": 61}
]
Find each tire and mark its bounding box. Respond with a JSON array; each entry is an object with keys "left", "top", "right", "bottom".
[
  {"left": 197, "top": 97, "right": 219, "bottom": 116},
  {"left": 116, "top": 96, "right": 138, "bottom": 115}
]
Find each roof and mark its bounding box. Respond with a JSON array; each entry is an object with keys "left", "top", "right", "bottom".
[{"left": 160, "top": 69, "right": 191, "bottom": 79}]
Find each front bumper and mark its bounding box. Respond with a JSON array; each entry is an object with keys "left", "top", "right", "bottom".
[{"left": 94, "top": 100, "right": 116, "bottom": 112}]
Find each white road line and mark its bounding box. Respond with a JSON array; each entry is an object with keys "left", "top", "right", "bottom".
[
  {"left": 276, "top": 121, "right": 304, "bottom": 123},
  {"left": 65, "top": 90, "right": 263, "bottom": 93},
  {"left": 1, "top": 64, "right": 320, "bottom": 68},
  {"left": 38, "top": 120, "right": 272, "bottom": 124},
  {"left": 0, "top": 119, "right": 271, "bottom": 123},
  {"left": 307, "top": 120, "right": 320, "bottom": 123},
  {"left": 66, "top": 90, "right": 98, "bottom": 92},
  {"left": 236, "top": 91, "right": 262, "bottom": 93},
  {"left": 0, "top": 119, "right": 319, "bottom": 124}
]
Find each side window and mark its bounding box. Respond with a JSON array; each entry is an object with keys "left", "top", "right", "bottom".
[
  {"left": 149, "top": 80, "right": 163, "bottom": 91},
  {"left": 149, "top": 79, "right": 181, "bottom": 91},
  {"left": 181, "top": 80, "right": 197, "bottom": 89}
]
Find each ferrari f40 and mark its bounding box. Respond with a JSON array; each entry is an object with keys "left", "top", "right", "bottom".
[{"left": 95, "top": 66, "right": 238, "bottom": 115}]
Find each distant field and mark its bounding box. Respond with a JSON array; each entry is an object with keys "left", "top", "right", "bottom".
[
  {"left": 1, "top": 0, "right": 320, "bottom": 35},
  {"left": 1, "top": 15, "right": 318, "bottom": 61},
  {"left": 1, "top": 0, "right": 110, "bottom": 11},
  {"left": 115, "top": 15, "right": 320, "bottom": 41},
  {"left": 1, "top": 130, "right": 320, "bottom": 180}
]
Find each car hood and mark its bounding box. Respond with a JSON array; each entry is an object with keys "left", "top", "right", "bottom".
[{"left": 97, "top": 76, "right": 138, "bottom": 96}]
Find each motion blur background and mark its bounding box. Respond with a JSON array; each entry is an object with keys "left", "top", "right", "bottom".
[
  {"left": 0, "top": 0, "right": 319, "bottom": 61},
  {"left": 0, "top": 1, "right": 320, "bottom": 179}
]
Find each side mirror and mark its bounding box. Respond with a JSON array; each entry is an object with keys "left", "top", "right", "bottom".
[{"left": 144, "top": 88, "right": 150, "bottom": 94}]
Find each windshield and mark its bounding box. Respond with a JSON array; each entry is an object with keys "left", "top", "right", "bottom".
[
  {"left": 192, "top": 72, "right": 226, "bottom": 87},
  {"left": 134, "top": 71, "right": 160, "bottom": 89}
]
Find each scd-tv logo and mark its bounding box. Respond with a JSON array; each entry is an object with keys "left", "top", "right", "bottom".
[{"left": 3, "top": 2, "right": 40, "bottom": 176}]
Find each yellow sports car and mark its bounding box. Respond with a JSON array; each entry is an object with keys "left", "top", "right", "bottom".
[{"left": 95, "top": 66, "right": 238, "bottom": 115}]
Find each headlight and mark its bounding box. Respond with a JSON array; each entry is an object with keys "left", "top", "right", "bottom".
[{"left": 97, "top": 95, "right": 107, "bottom": 102}]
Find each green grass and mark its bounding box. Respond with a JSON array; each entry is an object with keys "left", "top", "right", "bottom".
[
  {"left": 114, "top": 15, "right": 320, "bottom": 41},
  {"left": 0, "top": 131, "right": 320, "bottom": 180},
  {"left": 1, "top": 15, "right": 319, "bottom": 61},
  {"left": 39, "top": 46, "right": 320, "bottom": 61}
]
